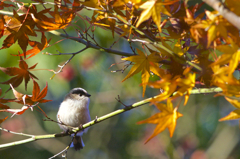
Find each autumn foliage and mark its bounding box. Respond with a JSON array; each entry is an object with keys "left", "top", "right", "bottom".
[{"left": 1, "top": 0, "right": 240, "bottom": 152}]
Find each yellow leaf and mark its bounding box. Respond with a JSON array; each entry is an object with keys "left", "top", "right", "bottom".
[
  {"left": 225, "top": 97, "right": 240, "bottom": 109},
  {"left": 211, "top": 40, "right": 240, "bottom": 75},
  {"left": 219, "top": 109, "right": 240, "bottom": 121},
  {"left": 122, "top": 49, "right": 164, "bottom": 97},
  {"left": 175, "top": 71, "right": 196, "bottom": 105},
  {"left": 137, "top": 99, "right": 183, "bottom": 143},
  {"left": 148, "top": 74, "right": 178, "bottom": 102},
  {"left": 193, "top": 11, "right": 228, "bottom": 47},
  {"left": 136, "top": 0, "right": 174, "bottom": 32}
]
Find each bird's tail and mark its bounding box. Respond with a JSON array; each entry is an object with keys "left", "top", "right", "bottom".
[{"left": 71, "top": 136, "right": 85, "bottom": 151}]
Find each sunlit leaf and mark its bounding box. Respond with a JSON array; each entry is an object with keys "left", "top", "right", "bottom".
[
  {"left": 122, "top": 49, "right": 164, "bottom": 97},
  {"left": 137, "top": 99, "right": 183, "bottom": 143},
  {"left": 14, "top": 32, "right": 51, "bottom": 59},
  {"left": 32, "top": 5, "right": 76, "bottom": 31},
  {"left": 219, "top": 109, "right": 240, "bottom": 121},
  {"left": 1, "top": 10, "right": 37, "bottom": 52},
  {"left": 193, "top": 11, "right": 228, "bottom": 47},
  {"left": 136, "top": 0, "right": 176, "bottom": 32}
]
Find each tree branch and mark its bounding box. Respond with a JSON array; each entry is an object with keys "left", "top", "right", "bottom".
[
  {"left": 203, "top": 0, "right": 240, "bottom": 30},
  {"left": 0, "top": 95, "right": 154, "bottom": 149},
  {"left": 48, "top": 30, "right": 134, "bottom": 57}
]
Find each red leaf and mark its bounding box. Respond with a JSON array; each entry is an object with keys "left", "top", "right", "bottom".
[
  {"left": 14, "top": 33, "right": 51, "bottom": 59},
  {"left": 0, "top": 58, "right": 38, "bottom": 90},
  {"left": 0, "top": 106, "right": 29, "bottom": 117}
]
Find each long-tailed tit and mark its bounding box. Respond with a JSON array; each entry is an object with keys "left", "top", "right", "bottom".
[{"left": 57, "top": 88, "right": 91, "bottom": 150}]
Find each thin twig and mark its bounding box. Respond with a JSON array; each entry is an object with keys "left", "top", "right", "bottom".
[
  {"left": 0, "top": 127, "right": 34, "bottom": 137},
  {"left": 49, "top": 30, "right": 134, "bottom": 57},
  {"left": 115, "top": 95, "right": 129, "bottom": 107},
  {"left": 48, "top": 46, "right": 88, "bottom": 79}
]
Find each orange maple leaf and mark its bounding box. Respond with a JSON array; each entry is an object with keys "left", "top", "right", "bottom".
[
  {"left": 32, "top": 5, "right": 77, "bottom": 31},
  {"left": 148, "top": 74, "right": 178, "bottom": 102},
  {"left": 14, "top": 32, "right": 51, "bottom": 59},
  {"left": 122, "top": 49, "right": 164, "bottom": 97},
  {"left": 0, "top": 57, "right": 38, "bottom": 91},
  {"left": 0, "top": 116, "right": 8, "bottom": 124},
  {"left": 12, "top": 80, "right": 51, "bottom": 105},
  {"left": 0, "top": 106, "right": 29, "bottom": 117},
  {"left": 0, "top": 81, "right": 51, "bottom": 117},
  {"left": 138, "top": 99, "right": 183, "bottom": 143},
  {"left": 1, "top": 10, "right": 37, "bottom": 52},
  {"left": 31, "top": 80, "right": 51, "bottom": 104}
]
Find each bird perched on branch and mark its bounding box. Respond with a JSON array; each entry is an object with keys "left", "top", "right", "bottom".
[{"left": 57, "top": 87, "right": 91, "bottom": 150}]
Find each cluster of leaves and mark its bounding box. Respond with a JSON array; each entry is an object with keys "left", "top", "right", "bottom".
[{"left": 0, "top": 0, "right": 240, "bottom": 144}]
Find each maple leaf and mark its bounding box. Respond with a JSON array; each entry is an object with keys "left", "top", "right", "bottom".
[
  {"left": 193, "top": 11, "right": 228, "bottom": 47},
  {"left": 137, "top": 99, "right": 183, "bottom": 143},
  {"left": 0, "top": 116, "right": 8, "bottom": 124},
  {"left": 1, "top": 10, "right": 37, "bottom": 52},
  {"left": 122, "top": 49, "right": 165, "bottom": 97},
  {"left": 0, "top": 57, "right": 38, "bottom": 91},
  {"left": 225, "top": 96, "right": 240, "bottom": 109},
  {"left": 30, "top": 80, "right": 51, "bottom": 104},
  {"left": 93, "top": 11, "right": 116, "bottom": 37},
  {"left": 219, "top": 97, "right": 240, "bottom": 121},
  {"left": 211, "top": 64, "right": 240, "bottom": 97},
  {"left": 174, "top": 68, "right": 196, "bottom": 105},
  {"left": 32, "top": 5, "right": 77, "bottom": 31},
  {"left": 148, "top": 74, "right": 178, "bottom": 102},
  {"left": 0, "top": 105, "right": 30, "bottom": 118},
  {"left": 148, "top": 68, "right": 195, "bottom": 105},
  {"left": 11, "top": 80, "right": 51, "bottom": 105},
  {"left": 219, "top": 109, "right": 240, "bottom": 121},
  {"left": 136, "top": 0, "right": 178, "bottom": 32},
  {"left": 210, "top": 40, "right": 240, "bottom": 75},
  {"left": 0, "top": 81, "right": 51, "bottom": 117},
  {"left": 13, "top": 32, "right": 51, "bottom": 59}
]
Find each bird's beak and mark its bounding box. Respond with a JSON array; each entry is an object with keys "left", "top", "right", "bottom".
[{"left": 86, "top": 93, "right": 91, "bottom": 97}]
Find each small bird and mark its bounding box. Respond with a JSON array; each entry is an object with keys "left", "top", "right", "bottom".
[{"left": 57, "top": 87, "right": 91, "bottom": 150}]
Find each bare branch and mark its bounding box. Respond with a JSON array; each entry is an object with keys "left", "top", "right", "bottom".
[{"left": 49, "top": 30, "right": 134, "bottom": 57}]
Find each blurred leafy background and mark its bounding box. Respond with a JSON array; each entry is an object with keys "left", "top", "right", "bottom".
[{"left": 0, "top": 0, "right": 240, "bottom": 159}]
